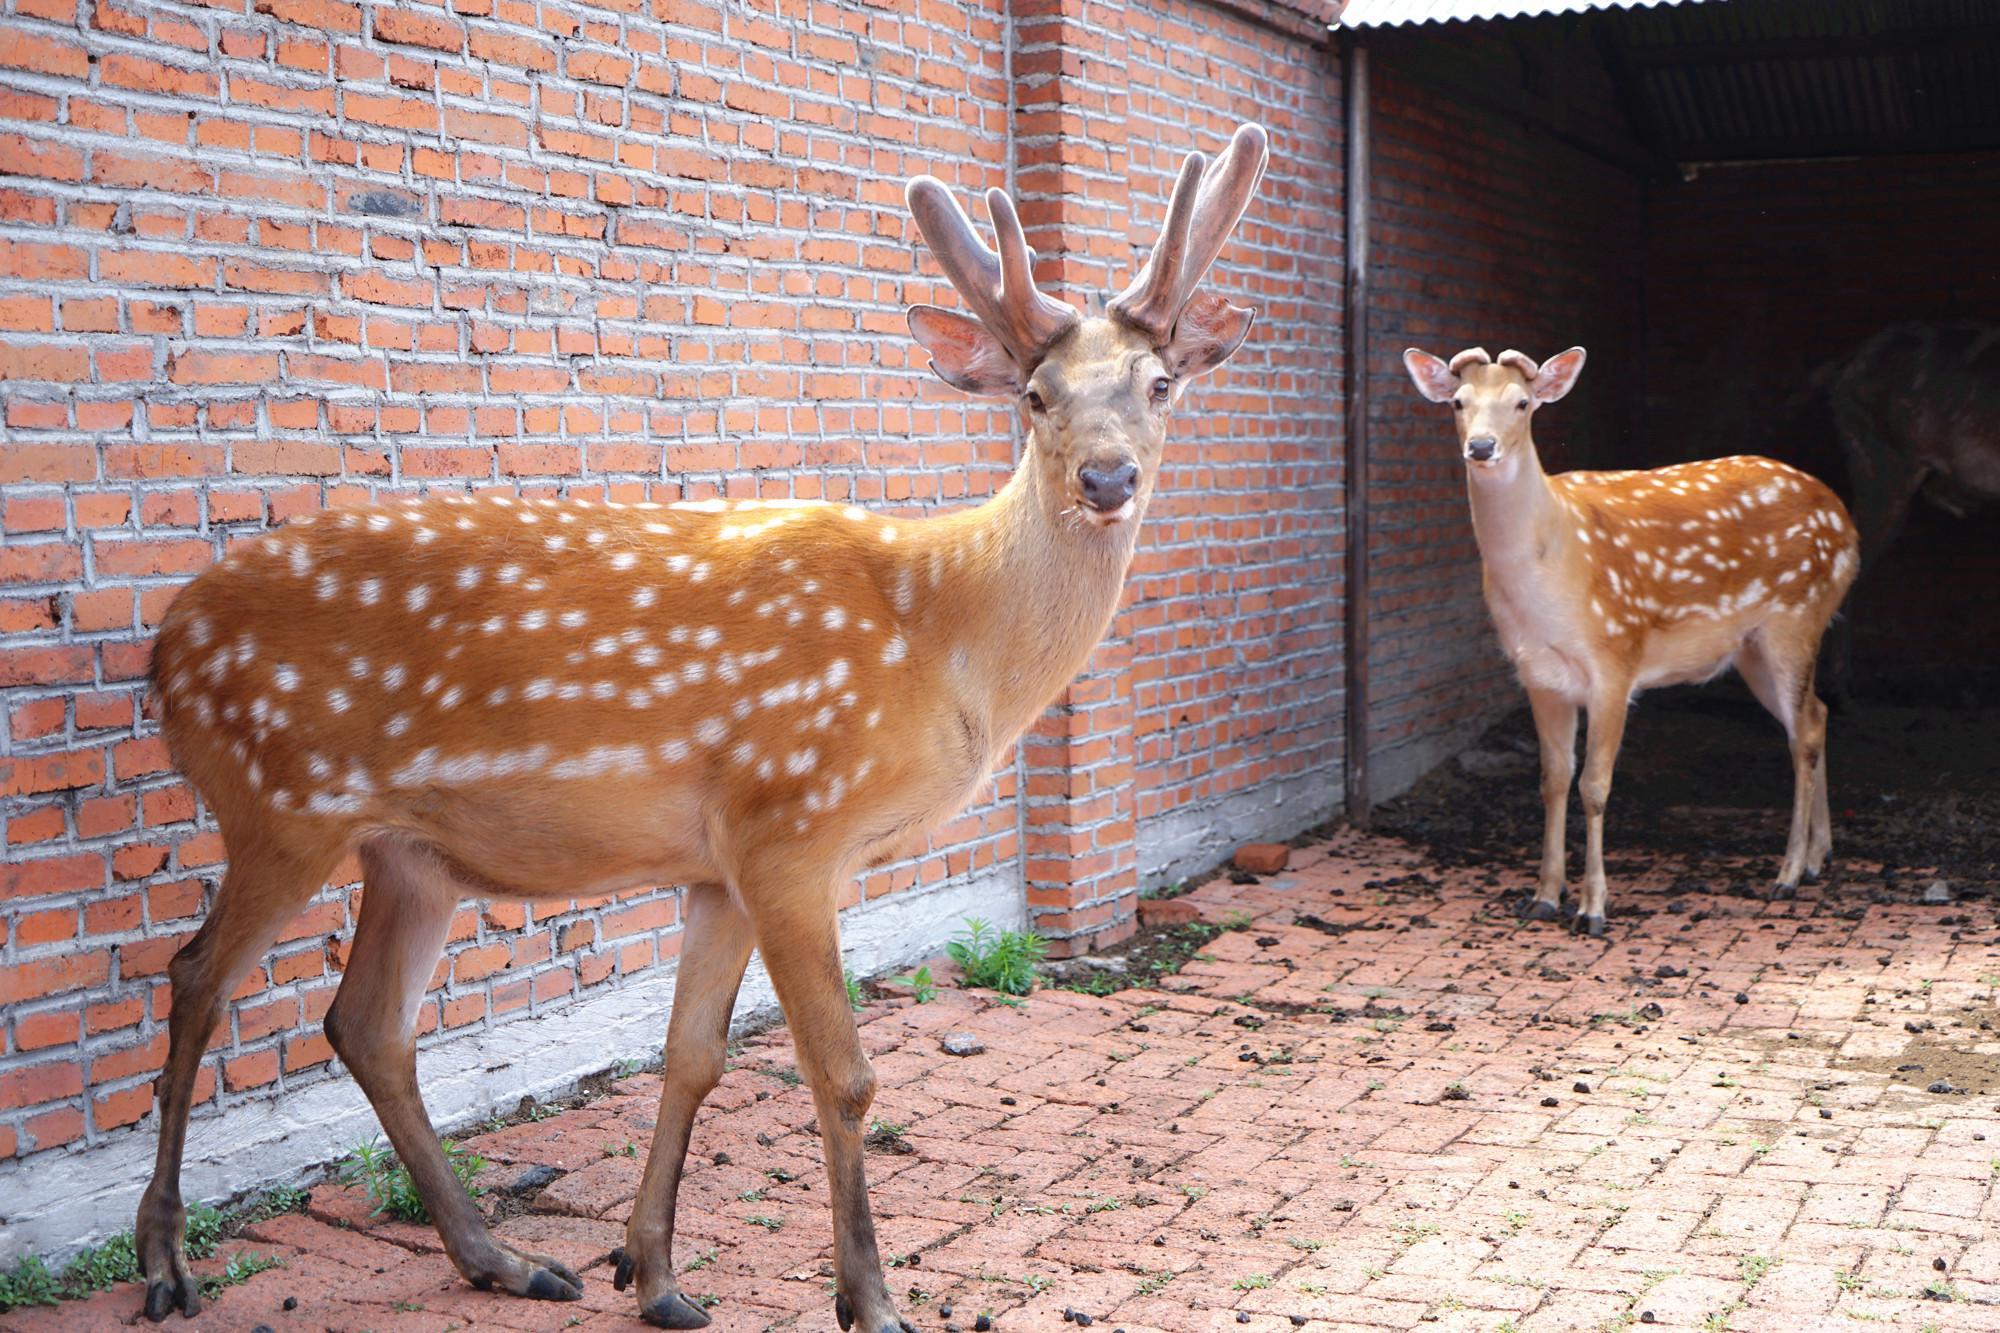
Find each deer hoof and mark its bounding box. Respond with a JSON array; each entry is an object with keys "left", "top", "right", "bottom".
[
  {"left": 142, "top": 1273, "right": 201, "bottom": 1322},
  {"left": 526, "top": 1264, "right": 584, "bottom": 1301},
  {"left": 1520, "top": 898, "right": 1562, "bottom": 923},
  {"left": 1573, "top": 912, "right": 1606, "bottom": 938},
  {"left": 1770, "top": 881, "right": 1799, "bottom": 901},
  {"left": 641, "top": 1290, "right": 714, "bottom": 1329}
]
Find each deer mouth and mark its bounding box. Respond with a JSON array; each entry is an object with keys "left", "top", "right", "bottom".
[{"left": 1080, "top": 497, "right": 1137, "bottom": 527}]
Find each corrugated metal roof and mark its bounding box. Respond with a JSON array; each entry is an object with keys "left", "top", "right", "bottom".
[
  {"left": 1338, "top": 0, "right": 2000, "bottom": 162},
  {"left": 1338, "top": 0, "right": 1711, "bottom": 29},
  {"left": 1612, "top": 0, "right": 2000, "bottom": 162}
]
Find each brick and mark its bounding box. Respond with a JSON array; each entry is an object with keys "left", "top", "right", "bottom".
[
  {"left": 1232, "top": 843, "right": 1290, "bottom": 875},
  {"left": 0, "top": 748, "right": 105, "bottom": 797}
]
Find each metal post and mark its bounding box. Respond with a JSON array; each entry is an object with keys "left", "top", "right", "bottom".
[{"left": 1342, "top": 35, "right": 1372, "bottom": 823}]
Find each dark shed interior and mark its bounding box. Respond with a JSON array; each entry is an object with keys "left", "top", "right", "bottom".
[{"left": 1351, "top": 0, "right": 2000, "bottom": 809}]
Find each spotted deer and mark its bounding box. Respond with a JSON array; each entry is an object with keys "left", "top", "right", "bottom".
[
  {"left": 136, "top": 125, "right": 1269, "bottom": 1329},
  {"left": 1403, "top": 346, "right": 1859, "bottom": 936}
]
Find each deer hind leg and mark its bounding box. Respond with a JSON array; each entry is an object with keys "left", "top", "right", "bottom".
[
  {"left": 1575, "top": 683, "right": 1633, "bottom": 939},
  {"left": 613, "top": 883, "right": 754, "bottom": 1329},
  {"left": 1739, "top": 634, "right": 1827, "bottom": 897},
  {"left": 138, "top": 836, "right": 336, "bottom": 1322},
  {"left": 1524, "top": 689, "right": 1578, "bottom": 922},
  {"left": 741, "top": 878, "right": 913, "bottom": 1333},
  {"left": 1807, "top": 744, "right": 1833, "bottom": 877},
  {"left": 323, "top": 840, "right": 582, "bottom": 1303}
]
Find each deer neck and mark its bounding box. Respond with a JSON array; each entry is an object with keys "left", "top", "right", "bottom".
[
  {"left": 1465, "top": 436, "right": 1569, "bottom": 582},
  {"left": 912, "top": 459, "right": 1141, "bottom": 750}
]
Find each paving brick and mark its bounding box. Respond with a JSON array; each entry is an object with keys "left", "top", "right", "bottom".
[{"left": 30, "top": 834, "right": 1966, "bottom": 1330}]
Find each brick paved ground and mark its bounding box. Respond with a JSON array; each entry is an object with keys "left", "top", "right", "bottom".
[{"left": 15, "top": 828, "right": 2000, "bottom": 1331}]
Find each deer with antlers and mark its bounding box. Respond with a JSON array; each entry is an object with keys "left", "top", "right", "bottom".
[
  {"left": 1403, "top": 346, "right": 1859, "bottom": 936},
  {"left": 135, "top": 125, "right": 1269, "bottom": 1329}
]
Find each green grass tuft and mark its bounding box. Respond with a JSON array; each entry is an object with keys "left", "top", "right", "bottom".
[
  {"left": 946, "top": 918, "right": 1046, "bottom": 996},
  {"left": 343, "top": 1138, "right": 485, "bottom": 1225}
]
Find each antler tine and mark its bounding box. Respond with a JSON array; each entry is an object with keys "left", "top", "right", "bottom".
[
  {"left": 1110, "top": 122, "right": 1270, "bottom": 343},
  {"left": 905, "top": 175, "right": 1077, "bottom": 369},
  {"left": 985, "top": 188, "right": 1078, "bottom": 363},
  {"left": 907, "top": 175, "right": 1002, "bottom": 315},
  {"left": 1105, "top": 150, "right": 1206, "bottom": 341}
]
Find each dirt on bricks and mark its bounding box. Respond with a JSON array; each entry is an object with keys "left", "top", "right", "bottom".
[{"left": 14, "top": 828, "right": 2000, "bottom": 1331}]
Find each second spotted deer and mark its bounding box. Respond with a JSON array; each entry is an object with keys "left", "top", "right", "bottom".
[
  {"left": 137, "top": 127, "right": 1270, "bottom": 1330},
  {"left": 1404, "top": 346, "right": 1859, "bottom": 936}
]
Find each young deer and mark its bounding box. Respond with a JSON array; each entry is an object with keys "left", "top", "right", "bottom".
[
  {"left": 136, "top": 125, "right": 1269, "bottom": 1329},
  {"left": 1403, "top": 346, "right": 1859, "bottom": 936}
]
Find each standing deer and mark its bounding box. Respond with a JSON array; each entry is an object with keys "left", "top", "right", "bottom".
[
  {"left": 135, "top": 124, "right": 1269, "bottom": 1329},
  {"left": 1813, "top": 321, "right": 2000, "bottom": 697},
  {"left": 1403, "top": 346, "right": 1859, "bottom": 936}
]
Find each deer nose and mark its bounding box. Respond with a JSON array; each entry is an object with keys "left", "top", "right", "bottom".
[
  {"left": 1466, "top": 436, "right": 1498, "bottom": 462},
  {"left": 1077, "top": 462, "right": 1139, "bottom": 513}
]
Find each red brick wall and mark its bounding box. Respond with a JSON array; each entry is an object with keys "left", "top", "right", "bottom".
[
  {"left": 1639, "top": 151, "right": 2000, "bottom": 472},
  {"left": 0, "top": 0, "right": 1349, "bottom": 1213},
  {"left": 1124, "top": 0, "right": 1346, "bottom": 885},
  {"left": 1361, "top": 49, "right": 1645, "bottom": 795}
]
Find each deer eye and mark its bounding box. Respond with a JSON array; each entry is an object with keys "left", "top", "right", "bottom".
[
  {"left": 1150, "top": 376, "right": 1172, "bottom": 403},
  {"left": 1452, "top": 399, "right": 1466, "bottom": 412},
  {"left": 1516, "top": 399, "right": 1531, "bottom": 412},
  {"left": 1023, "top": 388, "right": 1046, "bottom": 412}
]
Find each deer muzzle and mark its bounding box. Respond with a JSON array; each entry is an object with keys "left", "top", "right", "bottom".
[{"left": 1077, "top": 461, "right": 1140, "bottom": 519}]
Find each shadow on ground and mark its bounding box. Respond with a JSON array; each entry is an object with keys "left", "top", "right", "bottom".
[{"left": 1374, "top": 686, "right": 2000, "bottom": 903}]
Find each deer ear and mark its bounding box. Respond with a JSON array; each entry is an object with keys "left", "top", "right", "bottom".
[
  {"left": 1403, "top": 348, "right": 1458, "bottom": 403},
  {"left": 907, "top": 305, "right": 1024, "bottom": 396},
  {"left": 1531, "top": 346, "right": 1586, "bottom": 403},
  {"left": 1164, "top": 292, "right": 1256, "bottom": 382}
]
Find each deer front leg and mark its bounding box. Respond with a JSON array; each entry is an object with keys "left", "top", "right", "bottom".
[
  {"left": 325, "top": 844, "right": 582, "bottom": 1303},
  {"left": 138, "top": 843, "right": 330, "bottom": 1321},
  {"left": 614, "top": 884, "right": 755, "bottom": 1329},
  {"left": 1575, "top": 684, "right": 1632, "bottom": 938},
  {"left": 744, "top": 883, "right": 914, "bottom": 1333},
  {"left": 1524, "top": 688, "right": 1578, "bottom": 922}
]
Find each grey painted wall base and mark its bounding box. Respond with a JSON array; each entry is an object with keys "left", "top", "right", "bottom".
[
  {"left": 1366, "top": 710, "right": 1501, "bottom": 808},
  {"left": 1139, "top": 771, "right": 1342, "bottom": 891},
  {"left": 1, "top": 867, "right": 1022, "bottom": 1265}
]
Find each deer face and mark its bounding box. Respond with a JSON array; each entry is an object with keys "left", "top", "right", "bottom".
[
  {"left": 906, "top": 125, "right": 1268, "bottom": 530},
  {"left": 1016, "top": 318, "right": 1167, "bottom": 526},
  {"left": 1404, "top": 346, "right": 1587, "bottom": 473}
]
